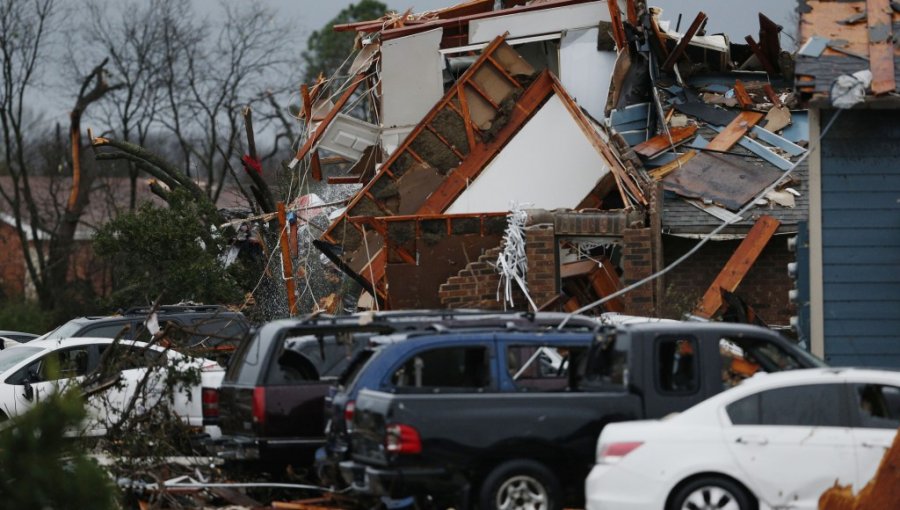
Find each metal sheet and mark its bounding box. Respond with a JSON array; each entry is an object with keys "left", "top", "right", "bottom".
[
  {"left": 662, "top": 152, "right": 784, "bottom": 210},
  {"left": 468, "top": 2, "right": 609, "bottom": 44},
  {"left": 380, "top": 28, "right": 444, "bottom": 128},
  {"left": 560, "top": 27, "right": 616, "bottom": 121}
]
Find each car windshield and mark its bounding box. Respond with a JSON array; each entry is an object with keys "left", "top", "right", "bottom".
[
  {"left": 0, "top": 346, "right": 42, "bottom": 373},
  {"left": 36, "top": 321, "right": 85, "bottom": 341}
]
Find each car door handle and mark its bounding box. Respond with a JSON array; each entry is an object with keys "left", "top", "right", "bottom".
[{"left": 735, "top": 435, "right": 769, "bottom": 445}]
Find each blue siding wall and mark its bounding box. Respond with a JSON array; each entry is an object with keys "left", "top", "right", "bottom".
[{"left": 821, "top": 110, "right": 900, "bottom": 367}]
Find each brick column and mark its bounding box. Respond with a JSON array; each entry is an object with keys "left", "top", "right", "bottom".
[
  {"left": 622, "top": 228, "right": 654, "bottom": 316},
  {"left": 524, "top": 224, "right": 557, "bottom": 309}
]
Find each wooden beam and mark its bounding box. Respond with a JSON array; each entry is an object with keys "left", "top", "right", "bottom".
[
  {"left": 744, "top": 35, "right": 777, "bottom": 75},
  {"left": 648, "top": 150, "right": 696, "bottom": 180},
  {"left": 277, "top": 202, "right": 298, "bottom": 316},
  {"left": 705, "top": 111, "right": 764, "bottom": 152},
  {"left": 633, "top": 125, "right": 697, "bottom": 158},
  {"left": 693, "top": 215, "right": 781, "bottom": 318},
  {"left": 662, "top": 12, "right": 708, "bottom": 72},
  {"left": 733, "top": 80, "right": 754, "bottom": 109},
  {"left": 625, "top": 0, "right": 638, "bottom": 25},
  {"left": 607, "top": 0, "right": 627, "bottom": 50},
  {"left": 867, "top": 0, "right": 896, "bottom": 94}
]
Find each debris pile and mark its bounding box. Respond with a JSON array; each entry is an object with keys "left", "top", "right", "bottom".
[{"left": 286, "top": 0, "right": 812, "bottom": 324}]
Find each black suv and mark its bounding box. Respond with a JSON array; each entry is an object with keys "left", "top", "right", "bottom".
[{"left": 39, "top": 304, "right": 251, "bottom": 359}]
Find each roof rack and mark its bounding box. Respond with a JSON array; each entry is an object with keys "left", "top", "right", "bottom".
[{"left": 122, "top": 304, "right": 230, "bottom": 315}]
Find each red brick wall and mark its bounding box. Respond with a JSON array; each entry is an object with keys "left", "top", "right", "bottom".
[
  {"left": 439, "top": 245, "right": 512, "bottom": 310},
  {"left": 662, "top": 234, "right": 794, "bottom": 325},
  {"left": 622, "top": 228, "right": 655, "bottom": 316},
  {"left": 0, "top": 223, "right": 26, "bottom": 299},
  {"left": 523, "top": 224, "right": 557, "bottom": 308}
]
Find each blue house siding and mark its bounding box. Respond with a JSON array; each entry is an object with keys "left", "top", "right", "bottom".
[{"left": 820, "top": 110, "right": 900, "bottom": 367}]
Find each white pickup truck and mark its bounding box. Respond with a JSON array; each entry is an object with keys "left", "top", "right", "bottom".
[{"left": 0, "top": 337, "right": 223, "bottom": 435}]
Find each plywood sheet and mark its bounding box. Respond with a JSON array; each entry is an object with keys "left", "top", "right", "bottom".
[
  {"left": 662, "top": 152, "right": 784, "bottom": 211},
  {"left": 381, "top": 28, "right": 445, "bottom": 128},
  {"left": 445, "top": 94, "right": 612, "bottom": 214}
]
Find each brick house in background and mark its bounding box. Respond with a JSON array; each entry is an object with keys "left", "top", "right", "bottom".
[{"left": 0, "top": 176, "right": 249, "bottom": 302}]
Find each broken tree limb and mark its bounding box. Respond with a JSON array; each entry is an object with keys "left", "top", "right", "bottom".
[
  {"left": 241, "top": 107, "right": 276, "bottom": 213},
  {"left": 693, "top": 215, "right": 781, "bottom": 318}
]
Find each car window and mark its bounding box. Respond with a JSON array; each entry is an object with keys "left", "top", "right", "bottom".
[
  {"left": 727, "top": 384, "right": 846, "bottom": 427},
  {"left": 657, "top": 336, "right": 698, "bottom": 393},
  {"left": 582, "top": 332, "right": 630, "bottom": 388},
  {"left": 225, "top": 330, "right": 268, "bottom": 385},
  {"left": 40, "top": 321, "right": 88, "bottom": 340},
  {"left": 852, "top": 384, "right": 900, "bottom": 429},
  {"left": 188, "top": 317, "right": 248, "bottom": 348},
  {"left": 390, "top": 346, "right": 489, "bottom": 393},
  {"left": 720, "top": 336, "right": 808, "bottom": 389},
  {"left": 506, "top": 344, "right": 583, "bottom": 392},
  {"left": 97, "top": 344, "right": 162, "bottom": 371},
  {"left": 82, "top": 322, "right": 132, "bottom": 339},
  {"left": 0, "top": 347, "right": 42, "bottom": 380},
  {"left": 15, "top": 346, "right": 93, "bottom": 383}
]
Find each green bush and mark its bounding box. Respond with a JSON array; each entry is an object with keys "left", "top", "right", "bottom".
[
  {"left": 0, "top": 300, "right": 53, "bottom": 333},
  {"left": 0, "top": 391, "right": 117, "bottom": 509}
]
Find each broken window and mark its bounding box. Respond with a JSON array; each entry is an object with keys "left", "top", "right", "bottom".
[
  {"left": 11, "top": 347, "right": 92, "bottom": 383},
  {"left": 852, "top": 384, "right": 900, "bottom": 429},
  {"left": 657, "top": 336, "right": 698, "bottom": 393},
  {"left": 390, "top": 346, "right": 489, "bottom": 393},
  {"left": 727, "top": 384, "right": 845, "bottom": 427},
  {"left": 719, "top": 336, "right": 807, "bottom": 389},
  {"left": 505, "top": 344, "right": 584, "bottom": 392},
  {"left": 582, "top": 332, "right": 630, "bottom": 389}
]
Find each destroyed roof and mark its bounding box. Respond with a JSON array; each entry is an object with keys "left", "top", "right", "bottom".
[{"left": 795, "top": 0, "right": 900, "bottom": 101}]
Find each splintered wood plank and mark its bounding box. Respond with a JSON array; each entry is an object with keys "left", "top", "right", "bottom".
[
  {"left": 867, "top": 0, "right": 896, "bottom": 95},
  {"left": 693, "top": 215, "right": 781, "bottom": 318},
  {"left": 705, "top": 111, "right": 764, "bottom": 152},
  {"left": 733, "top": 80, "right": 754, "bottom": 109},
  {"left": 633, "top": 125, "right": 697, "bottom": 158},
  {"left": 648, "top": 150, "right": 697, "bottom": 180},
  {"left": 662, "top": 12, "right": 708, "bottom": 71},
  {"left": 294, "top": 74, "right": 365, "bottom": 162}
]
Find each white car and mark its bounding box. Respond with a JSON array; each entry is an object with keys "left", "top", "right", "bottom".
[
  {"left": 586, "top": 368, "right": 900, "bottom": 510},
  {"left": 0, "top": 337, "right": 224, "bottom": 435}
]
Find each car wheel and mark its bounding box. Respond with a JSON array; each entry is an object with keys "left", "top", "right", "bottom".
[
  {"left": 479, "top": 459, "right": 561, "bottom": 510},
  {"left": 669, "top": 476, "right": 755, "bottom": 510}
]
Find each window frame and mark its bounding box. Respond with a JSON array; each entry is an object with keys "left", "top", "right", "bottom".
[
  {"left": 654, "top": 335, "right": 701, "bottom": 396},
  {"left": 385, "top": 343, "right": 493, "bottom": 394}
]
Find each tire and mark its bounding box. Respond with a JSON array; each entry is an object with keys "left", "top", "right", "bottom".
[
  {"left": 478, "top": 459, "right": 561, "bottom": 510},
  {"left": 668, "top": 476, "right": 756, "bottom": 510}
]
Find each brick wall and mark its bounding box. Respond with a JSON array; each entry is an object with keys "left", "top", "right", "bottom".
[
  {"left": 439, "top": 246, "right": 511, "bottom": 310},
  {"left": 662, "top": 234, "right": 795, "bottom": 325},
  {"left": 0, "top": 223, "right": 25, "bottom": 299},
  {"left": 523, "top": 224, "right": 557, "bottom": 308},
  {"left": 621, "top": 228, "right": 655, "bottom": 316}
]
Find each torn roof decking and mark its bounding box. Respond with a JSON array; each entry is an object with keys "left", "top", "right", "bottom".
[
  {"left": 796, "top": 0, "right": 900, "bottom": 98},
  {"left": 319, "top": 37, "right": 644, "bottom": 300}
]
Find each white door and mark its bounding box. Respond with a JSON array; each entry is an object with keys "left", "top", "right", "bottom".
[
  {"left": 87, "top": 344, "right": 164, "bottom": 431},
  {"left": 722, "top": 383, "right": 857, "bottom": 509},
  {"left": 848, "top": 383, "right": 900, "bottom": 488},
  {"left": 8, "top": 346, "right": 92, "bottom": 420}
]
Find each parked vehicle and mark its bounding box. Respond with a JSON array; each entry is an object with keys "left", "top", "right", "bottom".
[
  {"left": 207, "top": 310, "right": 537, "bottom": 466},
  {"left": 345, "top": 322, "right": 825, "bottom": 509},
  {"left": 586, "top": 367, "right": 900, "bottom": 510},
  {"left": 38, "top": 304, "right": 250, "bottom": 362},
  {"left": 0, "top": 337, "right": 223, "bottom": 434},
  {"left": 0, "top": 330, "right": 39, "bottom": 343},
  {"left": 318, "top": 312, "right": 601, "bottom": 485}
]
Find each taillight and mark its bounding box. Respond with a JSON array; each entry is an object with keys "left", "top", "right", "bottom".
[
  {"left": 201, "top": 388, "right": 219, "bottom": 420},
  {"left": 252, "top": 386, "right": 266, "bottom": 426},
  {"left": 385, "top": 423, "right": 421, "bottom": 454},
  {"left": 596, "top": 441, "right": 643, "bottom": 464},
  {"left": 344, "top": 400, "right": 356, "bottom": 432}
]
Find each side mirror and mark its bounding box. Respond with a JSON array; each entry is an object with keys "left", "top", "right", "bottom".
[{"left": 23, "top": 382, "right": 34, "bottom": 402}]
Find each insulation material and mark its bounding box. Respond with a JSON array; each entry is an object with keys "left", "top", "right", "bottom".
[
  {"left": 468, "top": 1, "right": 610, "bottom": 44},
  {"left": 380, "top": 28, "right": 444, "bottom": 129},
  {"left": 559, "top": 26, "right": 617, "bottom": 121},
  {"left": 446, "top": 94, "right": 612, "bottom": 214}
]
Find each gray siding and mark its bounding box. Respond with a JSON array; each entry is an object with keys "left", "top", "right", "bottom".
[{"left": 821, "top": 110, "right": 900, "bottom": 367}]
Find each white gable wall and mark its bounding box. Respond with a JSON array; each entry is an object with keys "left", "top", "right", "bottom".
[{"left": 445, "top": 93, "right": 611, "bottom": 214}]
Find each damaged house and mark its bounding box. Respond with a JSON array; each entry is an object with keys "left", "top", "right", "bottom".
[
  {"left": 294, "top": 0, "right": 815, "bottom": 340},
  {"left": 794, "top": 0, "right": 900, "bottom": 365}
]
